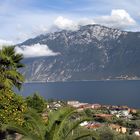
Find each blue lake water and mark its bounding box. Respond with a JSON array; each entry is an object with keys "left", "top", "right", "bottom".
[{"left": 18, "top": 80, "right": 140, "bottom": 108}]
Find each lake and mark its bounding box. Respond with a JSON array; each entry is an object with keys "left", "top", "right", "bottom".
[{"left": 18, "top": 80, "right": 140, "bottom": 108}]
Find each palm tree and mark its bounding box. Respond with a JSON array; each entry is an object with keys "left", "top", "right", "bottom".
[
  {"left": 0, "top": 46, "right": 24, "bottom": 90},
  {"left": 2, "top": 108, "right": 99, "bottom": 140},
  {"left": 45, "top": 107, "right": 98, "bottom": 140}
]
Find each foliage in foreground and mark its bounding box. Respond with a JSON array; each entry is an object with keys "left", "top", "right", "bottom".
[
  {"left": 0, "top": 46, "right": 27, "bottom": 139},
  {"left": 3, "top": 107, "right": 98, "bottom": 140},
  {"left": 96, "top": 126, "right": 140, "bottom": 140},
  {"left": 0, "top": 89, "right": 27, "bottom": 126}
]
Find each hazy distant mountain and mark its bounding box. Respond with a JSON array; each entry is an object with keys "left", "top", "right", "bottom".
[{"left": 19, "top": 24, "right": 140, "bottom": 82}]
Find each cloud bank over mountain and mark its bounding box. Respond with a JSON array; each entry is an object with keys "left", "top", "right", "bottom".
[
  {"left": 0, "top": 8, "right": 138, "bottom": 47},
  {"left": 54, "top": 16, "right": 78, "bottom": 30},
  {"left": 15, "top": 43, "right": 60, "bottom": 58},
  {"left": 95, "top": 9, "right": 136, "bottom": 29},
  {"left": 1, "top": 0, "right": 140, "bottom": 43},
  {"left": 53, "top": 9, "right": 136, "bottom": 31}
]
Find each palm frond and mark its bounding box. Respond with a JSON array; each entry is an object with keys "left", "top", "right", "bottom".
[
  {"left": 2, "top": 123, "right": 32, "bottom": 137},
  {"left": 62, "top": 117, "right": 93, "bottom": 139},
  {"left": 2, "top": 109, "right": 46, "bottom": 140},
  {"left": 0, "top": 46, "right": 24, "bottom": 90},
  {"left": 46, "top": 107, "right": 74, "bottom": 132},
  {"left": 3, "top": 69, "right": 24, "bottom": 90},
  {"left": 45, "top": 107, "right": 74, "bottom": 139},
  {"left": 3, "top": 78, "right": 14, "bottom": 89},
  {"left": 73, "top": 131, "right": 99, "bottom": 140},
  {"left": 24, "top": 109, "right": 46, "bottom": 139}
]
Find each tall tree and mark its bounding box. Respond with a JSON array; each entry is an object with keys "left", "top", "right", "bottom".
[
  {"left": 0, "top": 46, "right": 27, "bottom": 139},
  {"left": 0, "top": 46, "right": 24, "bottom": 90}
]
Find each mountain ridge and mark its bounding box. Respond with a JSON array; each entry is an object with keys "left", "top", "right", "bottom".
[{"left": 19, "top": 24, "right": 140, "bottom": 82}]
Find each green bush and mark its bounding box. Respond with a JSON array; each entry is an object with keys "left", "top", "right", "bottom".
[
  {"left": 115, "top": 134, "right": 139, "bottom": 140},
  {"left": 97, "top": 126, "right": 116, "bottom": 140},
  {"left": 0, "top": 89, "right": 27, "bottom": 126},
  {"left": 25, "top": 93, "right": 47, "bottom": 113}
]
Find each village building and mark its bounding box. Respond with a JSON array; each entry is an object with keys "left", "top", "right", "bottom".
[
  {"left": 67, "top": 101, "right": 88, "bottom": 108},
  {"left": 109, "top": 124, "right": 127, "bottom": 134}
]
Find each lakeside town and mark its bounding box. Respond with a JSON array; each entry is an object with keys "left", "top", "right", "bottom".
[{"left": 46, "top": 100, "right": 140, "bottom": 137}]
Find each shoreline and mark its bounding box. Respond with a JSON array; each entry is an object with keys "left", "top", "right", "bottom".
[{"left": 25, "top": 79, "right": 140, "bottom": 84}]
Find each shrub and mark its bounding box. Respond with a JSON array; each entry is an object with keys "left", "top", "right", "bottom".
[
  {"left": 97, "top": 126, "right": 116, "bottom": 140},
  {"left": 25, "top": 93, "right": 47, "bottom": 113},
  {"left": 0, "top": 89, "right": 27, "bottom": 126}
]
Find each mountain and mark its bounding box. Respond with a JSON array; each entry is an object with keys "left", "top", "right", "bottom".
[{"left": 19, "top": 24, "right": 140, "bottom": 82}]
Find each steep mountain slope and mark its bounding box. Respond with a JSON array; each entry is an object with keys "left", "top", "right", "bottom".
[{"left": 19, "top": 24, "right": 140, "bottom": 82}]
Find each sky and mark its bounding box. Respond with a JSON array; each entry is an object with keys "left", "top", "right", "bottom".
[{"left": 0, "top": 0, "right": 140, "bottom": 45}]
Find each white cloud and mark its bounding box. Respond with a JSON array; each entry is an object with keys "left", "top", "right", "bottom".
[
  {"left": 53, "top": 10, "right": 136, "bottom": 32},
  {"left": 15, "top": 43, "right": 60, "bottom": 58},
  {"left": 54, "top": 16, "right": 78, "bottom": 30},
  {"left": 0, "top": 39, "right": 14, "bottom": 49},
  {"left": 53, "top": 16, "right": 96, "bottom": 31},
  {"left": 95, "top": 9, "right": 136, "bottom": 29}
]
